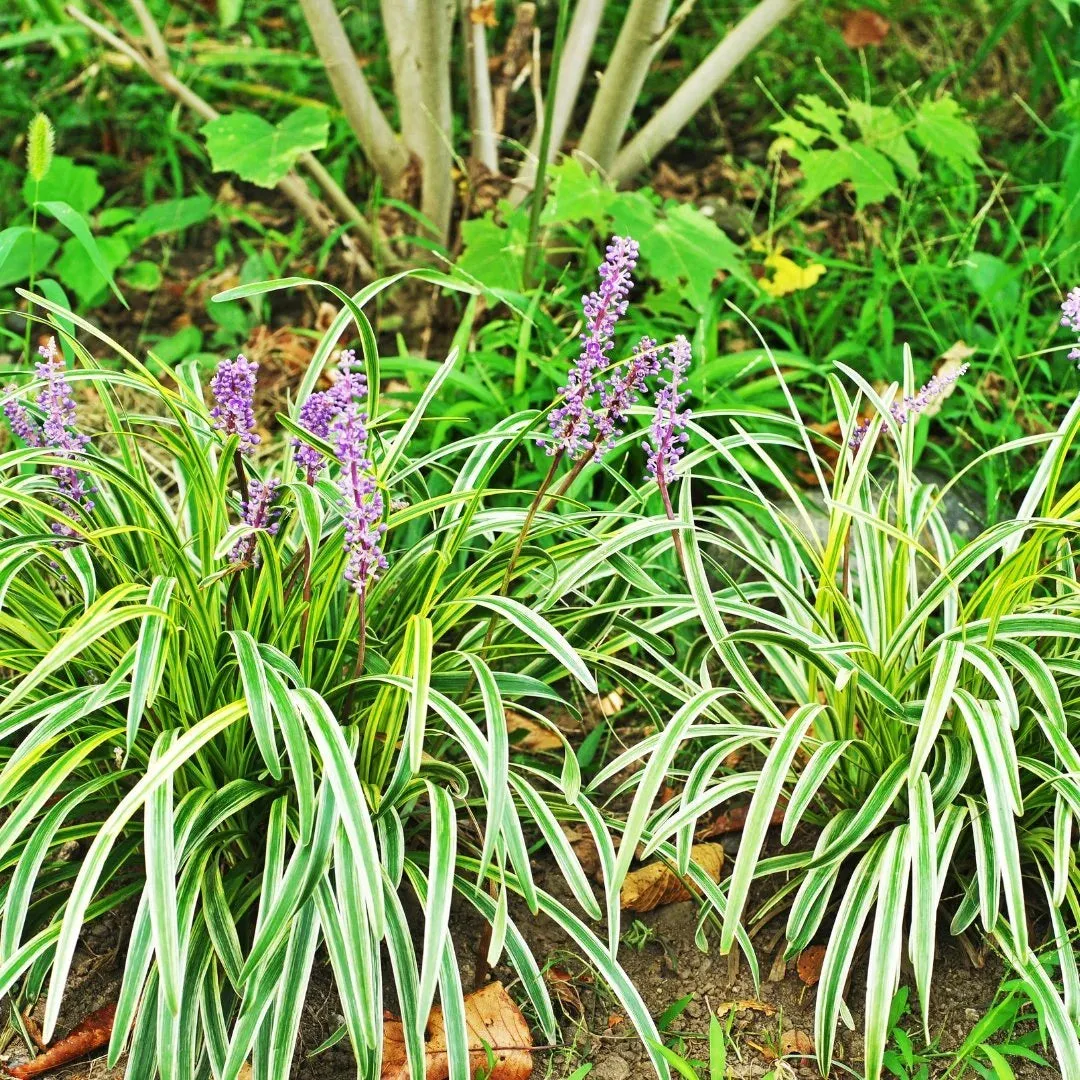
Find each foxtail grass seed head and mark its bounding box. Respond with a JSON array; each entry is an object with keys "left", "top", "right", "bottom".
[
  {"left": 229, "top": 477, "right": 281, "bottom": 566},
  {"left": 849, "top": 363, "right": 970, "bottom": 450},
  {"left": 547, "top": 235, "right": 639, "bottom": 458},
  {"left": 27, "top": 113, "right": 55, "bottom": 184},
  {"left": 645, "top": 335, "right": 692, "bottom": 483},
  {"left": 210, "top": 354, "right": 260, "bottom": 455}
]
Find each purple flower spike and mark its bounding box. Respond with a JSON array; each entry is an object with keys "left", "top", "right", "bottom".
[
  {"left": 645, "top": 336, "right": 692, "bottom": 484},
  {"left": 292, "top": 350, "right": 369, "bottom": 483},
  {"left": 294, "top": 390, "right": 338, "bottom": 484},
  {"left": 230, "top": 478, "right": 281, "bottom": 566},
  {"left": 849, "top": 363, "right": 970, "bottom": 450},
  {"left": 332, "top": 403, "right": 386, "bottom": 595},
  {"left": 210, "top": 354, "right": 260, "bottom": 455},
  {"left": 1060, "top": 288, "right": 1080, "bottom": 365},
  {"left": 3, "top": 392, "right": 42, "bottom": 447},
  {"left": 35, "top": 338, "right": 94, "bottom": 535},
  {"left": 548, "top": 236, "right": 639, "bottom": 459},
  {"left": 1061, "top": 287, "right": 1080, "bottom": 334},
  {"left": 594, "top": 337, "right": 662, "bottom": 457}
]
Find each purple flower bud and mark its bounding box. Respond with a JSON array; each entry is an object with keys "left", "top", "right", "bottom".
[
  {"left": 849, "top": 364, "right": 970, "bottom": 450},
  {"left": 210, "top": 354, "right": 260, "bottom": 455},
  {"left": 331, "top": 402, "right": 387, "bottom": 595},
  {"left": 229, "top": 478, "right": 281, "bottom": 565},
  {"left": 292, "top": 350, "right": 370, "bottom": 483},
  {"left": 645, "top": 336, "right": 692, "bottom": 483},
  {"left": 547, "top": 236, "right": 638, "bottom": 459},
  {"left": 594, "top": 337, "right": 662, "bottom": 458}
]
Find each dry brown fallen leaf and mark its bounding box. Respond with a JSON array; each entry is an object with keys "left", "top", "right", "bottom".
[
  {"left": 382, "top": 981, "right": 532, "bottom": 1080},
  {"left": 797, "top": 944, "right": 827, "bottom": 987},
  {"left": 545, "top": 966, "right": 584, "bottom": 1017},
  {"left": 5, "top": 1004, "right": 116, "bottom": 1078},
  {"left": 620, "top": 844, "right": 725, "bottom": 912},
  {"left": 842, "top": 8, "right": 890, "bottom": 47},
  {"left": 505, "top": 710, "right": 563, "bottom": 753},
  {"left": 696, "top": 803, "right": 785, "bottom": 841},
  {"left": 715, "top": 999, "right": 777, "bottom": 1021}
]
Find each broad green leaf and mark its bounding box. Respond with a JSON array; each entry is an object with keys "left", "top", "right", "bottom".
[{"left": 202, "top": 107, "right": 329, "bottom": 187}]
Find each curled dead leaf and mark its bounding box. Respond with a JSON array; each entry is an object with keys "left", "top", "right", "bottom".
[
  {"left": 468, "top": 0, "right": 498, "bottom": 26},
  {"left": 381, "top": 982, "right": 532, "bottom": 1080},
  {"left": 796, "top": 944, "right": 827, "bottom": 987},
  {"left": 545, "top": 967, "right": 584, "bottom": 1017},
  {"left": 842, "top": 8, "right": 890, "bottom": 47},
  {"left": 620, "top": 843, "right": 725, "bottom": 912},
  {"left": 505, "top": 710, "right": 562, "bottom": 753},
  {"left": 696, "top": 803, "right": 785, "bottom": 841},
  {"left": 715, "top": 999, "right": 777, "bottom": 1021},
  {"left": 780, "top": 1028, "right": 815, "bottom": 1060},
  {"left": 5, "top": 1004, "right": 116, "bottom": 1078}
]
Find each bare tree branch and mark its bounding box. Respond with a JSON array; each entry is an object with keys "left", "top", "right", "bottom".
[
  {"left": 461, "top": 0, "right": 499, "bottom": 171},
  {"left": 298, "top": 0, "right": 410, "bottom": 190},
  {"left": 67, "top": 5, "right": 353, "bottom": 257},
  {"left": 511, "top": 0, "right": 608, "bottom": 203},
  {"left": 611, "top": 0, "right": 802, "bottom": 184},
  {"left": 126, "top": 0, "right": 169, "bottom": 65},
  {"left": 577, "top": 0, "right": 674, "bottom": 174}
]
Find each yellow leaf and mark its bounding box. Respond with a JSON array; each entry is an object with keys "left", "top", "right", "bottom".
[{"left": 760, "top": 252, "right": 827, "bottom": 297}]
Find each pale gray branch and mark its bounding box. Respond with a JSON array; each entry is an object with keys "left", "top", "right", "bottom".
[
  {"left": 126, "top": 0, "right": 169, "bottom": 65},
  {"left": 461, "top": 0, "right": 499, "bottom": 171},
  {"left": 511, "top": 0, "right": 608, "bottom": 203},
  {"left": 611, "top": 0, "right": 802, "bottom": 184},
  {"left": 298, "top": 0, "right": 410, "bottom": 190},
  {"left": 67, "top": 6, "right": 342, "bottom": 248},
  {"left": 577, "top": 0, "right": 674, "bottom": 174}
]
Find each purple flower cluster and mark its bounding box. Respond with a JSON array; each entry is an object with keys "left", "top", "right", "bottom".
[
  {"left": 2, "top": 339, "right": 96, "bottom": 537},
  {"left": 332, "top": 402, "right": 386, "bottom": 595},
  {"left": 210, "top": 354, "right": 260, "bottom": 455},
  {"left": 594, "top": 337, "right": 662, "bottom": 457},
  {"left": 645, "top": 336, "right": 692, "bottom": 483},
  {"left": 229, "top": 478, "right": 281, "bottom": 566},
  {"left": 1061, "top": 286, "right": 1080, "bottom": 363},
  {"left": 548, "top": 237, "right": 639, "bottom": 458},
  {"left": 3, "top": 394, "right": 42, "bottom": 447},
  {"left": 849, "top": 363, "right": 970, "bottom": 450},
  {"left": 292, "top": 350, "right": 368, "bottom": 484}
]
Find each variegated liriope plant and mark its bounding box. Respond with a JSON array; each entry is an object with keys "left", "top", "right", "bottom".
[
  {"left": 601, "top": 330, "right": 1080, "bottom": 1078},
  {"left": 0, "top": 243, "right": 721, "bottom": 1080}
]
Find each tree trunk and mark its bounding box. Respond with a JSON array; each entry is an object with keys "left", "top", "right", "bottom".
[
  {"left": 611, "top": 0, "right": 802, "bottom": 184},
  {"left": 511, "top": 0, "right": 608, "bottom": 203},
  {"left": 299, "top": 0, "right": 409, "bottom": 190},
  {"left": 576, "top": 0, "right": 673, "bottom": 174}
]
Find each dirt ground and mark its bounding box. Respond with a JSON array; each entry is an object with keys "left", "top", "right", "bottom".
[{"left": 2, "top": 854, "right": 1060, "bottom": 1080}]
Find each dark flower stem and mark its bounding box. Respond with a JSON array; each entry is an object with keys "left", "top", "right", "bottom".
[
  {"left": 233, "top": 448, "right": 249, "bottom": 504},
  {"left": 657, "top": 464, "right": 685, "bottom": 568},
  {"left": 342, "top": 586, "right": 369, "bottom": 724},
  {"left": 543, "top": 443, "right": 596, "bottom": 511}
]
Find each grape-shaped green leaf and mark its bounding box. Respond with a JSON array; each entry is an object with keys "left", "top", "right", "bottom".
[{"left": 202, "top": 108, "right": 329, "bottom": 188}]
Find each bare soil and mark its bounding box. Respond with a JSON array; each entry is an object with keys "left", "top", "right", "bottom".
[{"left": 4, "top": 855, "right": 1059, "bottom": 1080}]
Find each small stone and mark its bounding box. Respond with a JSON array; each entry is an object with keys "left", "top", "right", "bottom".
[{"left": 589, "top": 1056, "right": 631, "bottom": 1080}]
